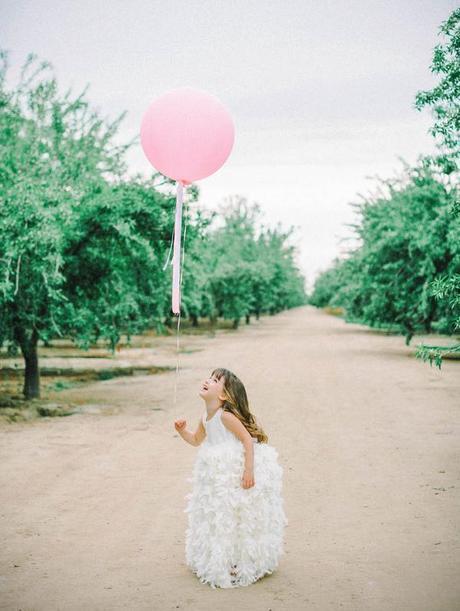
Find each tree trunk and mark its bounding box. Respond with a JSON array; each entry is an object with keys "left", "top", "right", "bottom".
[
  {"left": 245, "top": 314, "right": 250, "bottom": 324},
  {"left": 403, "top": 322, "right": 414, "bottom": 346},
  {"left": 255, "top": 310, "right": 260, "bottom": 320},
  {"left": 16, "top": 328, "right": 41, "bottom": 399},
  {"left": 424, "top": 295, "right": 437, "bottom": 333},
  {"left": 233, "top": 318, "right": 239, "bottom": 329},
  {"left": 190, "top": 314, "right": 199, "bottom": 327}
]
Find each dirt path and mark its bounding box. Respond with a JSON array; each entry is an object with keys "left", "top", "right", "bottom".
[{"left": 1, "top": 306, "right": 459, "bottom": 611}]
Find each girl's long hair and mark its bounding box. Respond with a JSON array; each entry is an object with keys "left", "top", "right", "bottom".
[{"left": 212, "top": 367, "right": 268, "bottom": 444}]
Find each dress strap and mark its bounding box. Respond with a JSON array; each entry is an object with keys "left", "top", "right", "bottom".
[{"left": 202, "top": 407, "right": 222, "bottom": 425}]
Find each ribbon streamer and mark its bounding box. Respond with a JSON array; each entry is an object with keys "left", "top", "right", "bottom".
[
  {"left": 162, "top": 223, "right": 175, "bottom": 271},
  {"left": 172, "top": 180, "right": 184, "bottom": 314}
]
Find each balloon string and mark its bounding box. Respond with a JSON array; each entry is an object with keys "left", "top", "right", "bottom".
[
  {"left": 174, "top": 309, "right": 180, "bottom": 418},
  {"left": 162, "top": 222, "right": 175, "bottom": 271},
  {"left": 173, "top": 183, "right": 188, "bottom": 418}
]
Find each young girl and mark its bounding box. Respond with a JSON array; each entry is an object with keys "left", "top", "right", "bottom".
[{"left": 174, "top": 367, "right": 288, "bottom": 589}]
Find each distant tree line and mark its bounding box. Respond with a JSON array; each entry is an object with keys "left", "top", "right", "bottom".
[{"left": 308, "top": 161, "right": 458, "bottom": 341}]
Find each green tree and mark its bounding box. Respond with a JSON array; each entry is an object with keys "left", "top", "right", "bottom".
[
  {"left": 0, "top": 50, "right": 136, "bottom": 398},
  {"left": 0, "top": 52, "right": 205, "bottom": 398},
  {"left": 309, "top": 160, "right": 459, "bottom": 346},
  {"left": 414, "top": 8, "right": 460, "bottom": 174},
  {"left": 258, "top": 223, "right": 307, "bottom": 314},
  {"left": 308, "top": 257, "right": 347, "bottom": 308},
  {"left": 198, "top": 196, "right": 306, "bottom": 327},
  {"left": 201, "top": 196, "right": 261, "bottom": 327},
  {"left": 414, "top": 7, "right": 460, "bottom": 367},
  {"left": 58, "top": 178, "right": 203, "bottom": 349}
]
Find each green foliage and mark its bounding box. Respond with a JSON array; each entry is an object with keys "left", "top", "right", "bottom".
[
  {"left": 309, "top": 159, "right": 459, "bottom": 355},
  {"left": 414, "top": 7, "right": 460, "bottom": 171},
  {"left": 0, "top": 50, "right": 139, "bottom": 348},
  {"left": 57, "top": 179, "right": 192, "bottom": 350},
  {"left": 308, "top": 258, "right": 345, "bottom": 308},
  {"left": 413, "top": 6, "right": 460, "bottom": 366},
  {"left": 194, "top": 196, "right": 306, "bottom": 326}
]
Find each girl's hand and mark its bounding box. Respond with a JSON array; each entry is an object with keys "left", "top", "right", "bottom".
[
  {"left": 241, "top": 469, "right": 255, "bottom": 489},
  {"left": 174, "top": 419, "right": 186, "bottom": 433}
]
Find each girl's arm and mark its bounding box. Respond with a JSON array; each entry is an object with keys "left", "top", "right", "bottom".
[{"left": 174, "top": 418, "right": 207, "bottom": 446}]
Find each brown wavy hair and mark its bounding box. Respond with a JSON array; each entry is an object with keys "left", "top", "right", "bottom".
[{"left": 211, "top": 367, "right": 268, "bottom": 444}]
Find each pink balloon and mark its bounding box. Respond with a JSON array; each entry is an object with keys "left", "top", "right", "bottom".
[{"left": 140, "top": 87, "right": 235, "bottom": 183}]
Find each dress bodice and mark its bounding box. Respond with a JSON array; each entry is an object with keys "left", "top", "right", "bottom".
[{"left": 202, "top": 407, "right": 258, "bottom": 446}]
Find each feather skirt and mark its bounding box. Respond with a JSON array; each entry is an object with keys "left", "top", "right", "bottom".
[{"left": 183, "top": 438, "right": 288, "bottom": 588}]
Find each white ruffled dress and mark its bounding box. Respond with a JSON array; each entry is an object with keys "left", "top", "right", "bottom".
[{"left": 184, "top": 406, "right": 288, "bottom": 588}]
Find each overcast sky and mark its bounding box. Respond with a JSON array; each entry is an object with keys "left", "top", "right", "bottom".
[{"left": 2, "top": 0, "right": 457, "bottom": 290}]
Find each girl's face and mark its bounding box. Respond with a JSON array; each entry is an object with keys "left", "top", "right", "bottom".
[{"left": 199, "top": 373, "right": 226, "bottom": 402}]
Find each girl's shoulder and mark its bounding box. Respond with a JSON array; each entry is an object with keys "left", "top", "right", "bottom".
[
  {"left": 220, "top": 409, "right": 259, "bottom": 441},
  {"left": 220, "top": 408, "right": 238, "bottom": 423}
]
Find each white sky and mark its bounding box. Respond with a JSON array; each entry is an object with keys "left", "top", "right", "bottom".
[{"left": 2, "top": 0, "right": 457, "bottom": 291}]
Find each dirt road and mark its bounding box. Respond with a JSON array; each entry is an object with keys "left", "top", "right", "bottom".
[{"left": 1, "top": 306, "right": 459, "bottom": 610}]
